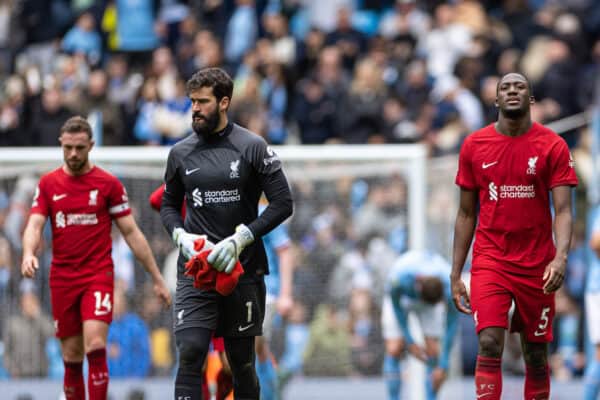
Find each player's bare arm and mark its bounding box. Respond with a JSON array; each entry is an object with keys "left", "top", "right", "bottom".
[
  {"left": 543, "top": 185, "right": 573, "bottom": 294},
  {"left": 276, "top": 244, "right": 294, "bottom": 317},
  {"left": 21, "top": 213, "right": 46, "bottom": 278},
  {"left": 451, "top": 188, "right": 477, "bottom": 314},
  {"left": 591, "top": 225, "right": 600, "bottom": 257},
  {"left": 115, "top": 214, "right": 172, "bottom": 306}
]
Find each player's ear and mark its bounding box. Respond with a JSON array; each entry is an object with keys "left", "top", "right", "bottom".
[
  {"left": 494, "top": 97, "right": 499, "bottom": 108},
  {"left": 219, "top": 96, "right": 230, "bottom": 112},
  {"left": 529, "top": 96, "right": 535, "bottom": 105}
]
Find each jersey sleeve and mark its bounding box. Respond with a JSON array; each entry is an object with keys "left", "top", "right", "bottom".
[
  {"left": 161, "top": 147, "right": 186, "bottom": 234},
  {"left": 148, "top": 184, "right": 165, "bottom": 211},
  {"left": 29, "top": 176, "right": 50, "bottom": 217},
  {"left": 107, "top": 177, "right": 131, "bottom": 219},
  {"left": 247, "top": 139, "right": 282, "bottom": 176},
  {"left": 455, "top": 137, "right": 476, "bottom": 190},
  {"left": 547, "top": 138, "right": 578, "bottom": 189}
]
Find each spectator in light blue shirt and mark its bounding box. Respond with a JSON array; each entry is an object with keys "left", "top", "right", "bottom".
[
  {"left": 61, "top": 12, "right": 102, "bottom": 66},
  {"left": 224, "top": 0, "right": 257, "bottom": 65}
]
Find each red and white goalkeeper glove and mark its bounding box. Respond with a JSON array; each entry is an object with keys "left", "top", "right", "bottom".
[{"left": 172, "top": 227, "right": 210, "bottom": 260}]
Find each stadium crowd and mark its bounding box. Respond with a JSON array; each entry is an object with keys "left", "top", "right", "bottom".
[{"left": 0, "top": 0, "right": 599, "bottom": 392}]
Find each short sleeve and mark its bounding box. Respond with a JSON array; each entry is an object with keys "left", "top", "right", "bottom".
[
  {"left": 107, "top": 177, "right": 131, "bottom": 218},
  {"left": 248, "top": 140, "right": 282, "bottom": 176},
  {"left": 29, "top": 177, "right": 49, "bottom": 217},
  {"left": 548, "top": 138, "right": 578, "bottom": 189},
  {"left": 455, "top": 138, "right": 476, "bottom": 189}
]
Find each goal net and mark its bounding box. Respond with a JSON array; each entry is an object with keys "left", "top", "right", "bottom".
[{"left": 0, "top": 144, "right": 463, "bottom": 397}]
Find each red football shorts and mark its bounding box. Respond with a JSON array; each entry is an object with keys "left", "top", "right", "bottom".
[
  {"left": 50, "top": 279, "right": 114, "bottom": 338},
  {"left": 470, "top": 266, "right": 555, "bottom": 342}
]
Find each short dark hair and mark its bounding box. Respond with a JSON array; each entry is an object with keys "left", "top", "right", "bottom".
[
  {"left": 60, "top": 116, "right": 93, "bottom": 139},
  {"left": 186, "top": 67, "right": 234, "bottom": 103},
  {"left": 496, "top": 72, "right": 533, "bottom": 96},
  {"left": 421, "top": 277, "right": 444, "bottom": 305}
]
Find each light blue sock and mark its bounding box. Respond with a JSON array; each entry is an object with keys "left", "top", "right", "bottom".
[
  {"left": 425, "top": 360, "right": 436, "bottom": 400},
  {"left": 558, "top": 314, "right": 579, "bottom": 372},
  {"left": 256, "top": 357, "right": 278, "bottom": 400},
  {"left": 584, "top": 359, "right": 600, "bottom": 400},
  {"left": 383, "top": 354, "right": 401, "bottom": 400}
]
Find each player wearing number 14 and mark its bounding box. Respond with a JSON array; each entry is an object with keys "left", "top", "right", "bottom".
[
  {"left": 21, "top": 116, "right": 172, "bottom": 400},
  {"left": 452, "top": 73, "right": 578, "bottom": 400}
]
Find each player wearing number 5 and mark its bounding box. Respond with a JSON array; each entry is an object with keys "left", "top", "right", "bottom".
[
  {"left": 21, "top": 116, "right": 172, "bottom": 400},
  {"left": 160, "top": 67, "right": 293, "bottom": 399},
  {"left": 451, "top": 73, "right": 577, "bottom": 400}
]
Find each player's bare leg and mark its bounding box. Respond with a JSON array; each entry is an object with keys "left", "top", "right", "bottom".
[
  {"left": 424, "top": 337, "right": 443, "bottom": 400},
  {"left": 61, "top": 335, "right": 85, "bottom": 400},
  {"left": 83, "top": 320, "right": 110, "bottom": 400},
  {"left": 216, "top": 350, "right": 233, "bottom": 400},
  {"left": 383, "top": 338, "right": 405, "bottom": 400},
  {"left": 521, "top": 334, "right": 550, "bottom": 400},
  {"left": 476, "top": 327, "right": 505, "bottom": 400}
]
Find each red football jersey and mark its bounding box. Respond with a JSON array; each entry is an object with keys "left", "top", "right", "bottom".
[
  {"left": 30, "top": 166, "right": 131, "bottom": 285},
  {"left": 455, "top": 122, "right": 578, "bottom": 275}
]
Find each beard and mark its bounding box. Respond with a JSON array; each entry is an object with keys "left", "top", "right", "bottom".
[
  {"left": 66, "top": 158, "right": 86, "bottom": 172},
  {"left": 192, "top": 110, "right": 220, "bottom": 137}
]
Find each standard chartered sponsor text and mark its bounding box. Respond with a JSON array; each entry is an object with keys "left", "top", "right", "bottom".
[
  {"left": 204, "top": 189, "right": 241, "bottom": 204},
  {"left": 500, "top": 184, "right": 535, "bottom": 198}
]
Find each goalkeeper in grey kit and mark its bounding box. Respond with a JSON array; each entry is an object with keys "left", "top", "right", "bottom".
[{"left": 160, "top": 67, "right": 293, "bottom": 400}]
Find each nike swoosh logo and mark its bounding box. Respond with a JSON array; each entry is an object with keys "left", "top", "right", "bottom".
[
  {"left": 53, "top": 194, "right": 67, "bottom": 201},
  {"left": 533, "top": 330, "right": 546, "bottom": 337},
  {"left": 238, "top": 323, "right": 254, "bottom": 332},
  {"left": 94, "top": 310, "right": 110, "bottom": 316},
  {"left": 477, "top": 394, "right": 493, "bottom": 399},
  {"left": 92, "top": 380, "right": 107, "bottom": 386},
  {"left": 482, "top": 161, "right": 498, "bottom": 169},
  {"left": 185, "top": 168, "right": 200, "bottom": 175}
]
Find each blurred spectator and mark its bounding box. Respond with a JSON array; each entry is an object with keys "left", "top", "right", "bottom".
[
  {"left": 134, "top": 77, "right": 163, "bottom": 145},
  {"left": 224, "top": 0, "right": 258, "bottom": 65},
  {"left": 3, "top": 280, "right": 54, "bottom": 377},
  {"left": 0, "top": 75, "right": 29, "bottom": 146},
  {"left": 61, "top": 11, "right": 102, "bottom": 66},
  {"left": 349, "top": 283, "right": 382, "bottom": 376},
  {"left": 28, "top": 86, "right": 74, "bottom": 146},
  {"left": 102, "top": 0, "right": 159, "bottom": 58},
  {"left": 70, "top": 69, "right": 124, "bottom": 146},
  {"left": 261, "top": 62, "right": 289, "bottom": 144},
  {"left": 418, "top": 3, "right": 471, "bottom": 79},
  {"left": 303, "top": 303, "right": 351, "bottom": 376},
  {"left": 325, "top": 7, "right": 367, "bottom": 71},
  {"left": 293, "top": 76, "right": 337, "bottom": 144},
  {"left": 379, "top": 0, "right": 431, "bottom": 39},
  {"left": 107, "top": 283, "right": 151, "bottom": 377},
  {"left": 336, "top": 58, "right": 386, "bottom": 143}
]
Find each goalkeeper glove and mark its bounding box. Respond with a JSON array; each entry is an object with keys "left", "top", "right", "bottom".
[
  {"left": 207, "top": 224, "right": 254, "bottom": 274},
  {"left": 172, "top": 227, "right": 208, "bottom": 260}
]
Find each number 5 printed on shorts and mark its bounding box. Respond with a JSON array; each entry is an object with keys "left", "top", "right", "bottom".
[
  {"left": 534, "top": 307, "right": 550, "bottom": 337},
  {"left": 94, "top": 291, "right": 112, "bottom": 316}
]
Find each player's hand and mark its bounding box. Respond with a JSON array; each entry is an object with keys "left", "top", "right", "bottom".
[
  {"left": 543, "top": 256, "right": 566, "bottom": 294},
  {"left": 21, "top": 254, "right": 39, "bottom": 278},
  {"left": 172, "top": 228, "right": 206, "bottom": 260},
  {"left": 451, "top": 277, "right": 471, "bottom": 314},
  {"left": 153, "top": 276, "right": 172, "bottom": 307},
  {"left": 208, "top": 224, "right": 254, "bottom": 274},
  {"left": 408, "top": 343, "right": 428, "bottom": 362},
  {"left": 277, "top": 293, "right": 294, "bottom": 318},
  {"left": 430, "top": 367, "right": 447, "bottom": 392}
]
